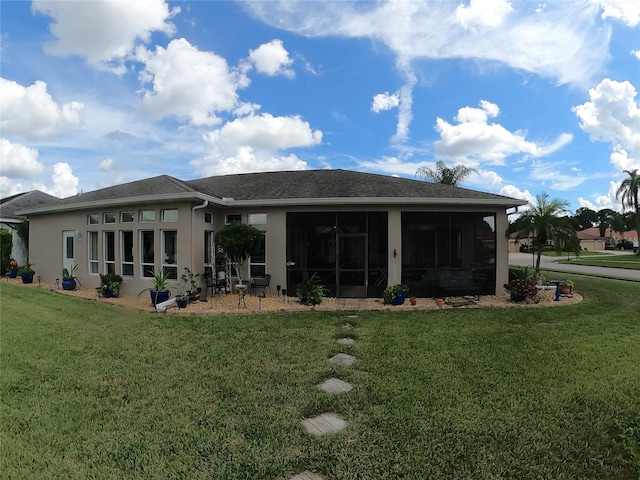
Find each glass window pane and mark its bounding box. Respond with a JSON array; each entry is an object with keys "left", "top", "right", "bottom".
[
  {"left": 104, "top": 213, "right": 116, "bottom": 223},
  {"left": 141, "top": 231, "right": 154, "bottom": 263},
  {"left": 161, "top": 209, "right": 178, "bottom": 222},
  {"left": 88, "top": 214, "right": 99, "bottom": 225},
  {"left": 140, "top": 210, "right": 155, "bottom": 222},
  {"left": 248, "top": 213, "right": 267, "bottom": 225},
  {"left": 121, "top": 211, "right": 134, "bottom": 223}
]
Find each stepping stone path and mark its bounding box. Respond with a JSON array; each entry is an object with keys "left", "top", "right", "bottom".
[
  {"left": 328, "top": 352, "right": 356, "bottom": 366},
  {"left": 293, "top": 319, "right": 358, "bottom": 479},
  {"left": 317, "top": 377, "right": 353, "bottom": 394},
  {"left": 302, "top": 413, "right": 347, "bottom": 435},
  {"left": 289, "top": 472, "right": 325, "bottom": 480}
]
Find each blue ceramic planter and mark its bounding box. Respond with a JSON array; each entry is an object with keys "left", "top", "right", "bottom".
[{"left": 62, "top": 279, "right": 76, "bottom": 290}]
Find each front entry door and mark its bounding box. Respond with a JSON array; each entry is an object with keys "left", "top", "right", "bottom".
[
  {"left": 62, "top": 230, "right": 75, "bottom": 271},
  {"left": 337, "top": 234, "right": 367, "bottom": 298}
]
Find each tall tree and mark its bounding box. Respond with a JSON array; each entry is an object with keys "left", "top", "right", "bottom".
[
  {"left": 597, "top": 208, "right": 616, "bottom": 238},
  {"left": 416, "top": 161, "right": 478, "bottom": 186},
  {"left": 616, "top": 168, "right": 640, "bottom": 255},
  {"left": 571, "top": 207, "right": 598, "bottom": 230},
  {"left": 507, "top": 193, "right": 573, "bottom": 275}
]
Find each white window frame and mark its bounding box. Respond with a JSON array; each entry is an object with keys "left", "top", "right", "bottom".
[
  {"left": 104, "top": 213, "right": 116, "bottom": 224},
  {"left": 162, "top": 230, "right": 178, "bottom": 279},
  {"left": 88, "top": 231, "right": 99, "bottom": 274},
  {"left": 248, "top": 231, "right": 266, "bottom": 277},
  {"left": 88, "top": 214, "right": 100, "bottom": 225},
  {"left": 225, "top": 214, "right": 241, "bottom": 224},
  {"left": 121, "top": 211, "right": 134, "bottom": 223},
  {"left": 161, "top": 209, "right": 178, "bottom": 222},
  {"left": 248, "top": 213, "right": 267, "bottom": 225},
  {"left": 103, "top": 231, "right": 116, "bottom": 274},
  {"left": 140, "top": 210, "right": 155, "bottom": 223},
  {"left": 121, "top": 230, "right": 134, "bottom": 277},
  {"left": 140, "top": 230, "right": 155, "bottom": 278}
]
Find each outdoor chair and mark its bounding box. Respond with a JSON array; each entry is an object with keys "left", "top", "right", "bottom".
[
  {"left": 203, "top": 267, "right": 226, "bottom": 299},
  {"left": 250, "top": 274, "right": 271, "bottom": 296}
]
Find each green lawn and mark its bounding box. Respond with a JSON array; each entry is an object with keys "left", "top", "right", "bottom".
[
  {"left": 2, "top": 278, "right": 639, "bottom": 479},
  {"left": 556, "top": 254, "right": 640, "bottom": 270}
]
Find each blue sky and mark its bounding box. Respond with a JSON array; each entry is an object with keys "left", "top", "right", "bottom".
[{"left": 1, "top": 0, "right": 639, "bottom": 214}]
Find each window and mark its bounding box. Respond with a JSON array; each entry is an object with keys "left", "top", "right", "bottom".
[
  {"left": 140, "top": 210, "right": 155, "bottom": 222},
  {"left": 88, "top": 214, "right": 99, "bottom": 225},
  {"left": 140, "top": 231, "right": 154, "bottom": 277},
  {"left": 121, "top": 231, "right": 134, "bottom": 277},
  {"left": 104, "top": 231, "right": 116, "bottom": 274},
  {"left": 162, "top": 230, "right": 178, "bottom": 279},
  {"left": 104, "top": 213, "right": 116, "bottom": 224},
  {"left": 248, "top": 213, "right": 267, "bottom": 225},
  {"left": 204, "top": 230, "right": 215, "bottom": 265},
  {"left": 225, "top": 214, "right": 241, "bottom": 224},
  {"left": 161, "top": 209, "right": 178, "bottom": 222},
  {"left": 88, "top": 231, "right": 99, "bottom": 274},
  {"left": 249, "top": 231, "right": 266, "bottom": 277},
  {"left": 204, "top": 212, "right": 214, "bottom": 223},
  {"left": 121, "top": 211, "right": 134, "bottom": 223}
]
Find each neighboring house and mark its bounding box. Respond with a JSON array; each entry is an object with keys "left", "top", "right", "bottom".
[
  {"left": 0, "top": 191, "right": 58, "bottom": 265},
  {"left": 19, "top": 169, "right": 526, "bottom": 298},
  {"left": 580, "top": 227, "right": 638, "bottom": 250},
  {"left": 576, "top": 228, "right": 606, "bottom": 251}
]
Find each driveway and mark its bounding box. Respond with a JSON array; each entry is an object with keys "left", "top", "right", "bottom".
[{"left": 509, "top": 251, "right": 640, "bottom": 281}]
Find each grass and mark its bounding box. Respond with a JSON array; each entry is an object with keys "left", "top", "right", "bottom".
[
  {"left": 556, "top": 253, "right": 640, "bottom": 270},
  {"left": 2, "top": 277, "right": 639, "bottom": 479}
]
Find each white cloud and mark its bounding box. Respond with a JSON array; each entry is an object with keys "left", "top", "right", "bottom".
[
  {"left": 592, "top": 0, "right": 640, "bottom": 26},
  {"left": 32, "top": 0, "right": 179, "bottom": 72},
  {"left": 191, "top": 113, "right": 322, "bottom": 176},
  {"left": 371, "top": 92, "right": 400, "bottom": 113},
  {"left": 0, "top": 139, "right": 44, "bottom": 179},
  {"left": 99, "top": 158, "right": 125, "bottom": 173},
  {"left": 32, "top": 162, "right": 78, "bottom": 198},
  {"left": 248, "top": 39, "right": 294, "bottom": 78},
  {"left": 456, "top": 0, "right": 514, "bottom": 30},
  {"left": 244, "top": 1, "right": 610, "bottom": 140},
  {"left": 0, "top": 78, "right": 84, "bottom": 140},
  {"left": 578, "top": 180, "right": 622, "bottom": 211},
  {"left": 0, "top": 177, "right": 24, "bottom": 198},
  {"left": 529, "top": 160, "right": 589, "bottom": 190},
  {"left": 358, "top": 156, "right": 424, "bottom": 177},
  {"left": 632, "top": 50, "right": 640, "bottom": 60},
  {"left": 573, "top": 78, "right": 640, "bottom": 171},
  {"left": 434, "top": 101, "right": 572, "bottom": 164},
  {"left": 499, "top": 184, "right": 535, "bottom": 205},
  {"left": 137, "top": 38, "right": 249, "bottom": 126}
]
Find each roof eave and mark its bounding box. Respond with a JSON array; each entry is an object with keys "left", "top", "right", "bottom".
[
  {"left": 17, "top": 192, "right": 227, "bottom": 215},
  {"left": 227, "top": 197, "right": 527, "bottom": 208}
]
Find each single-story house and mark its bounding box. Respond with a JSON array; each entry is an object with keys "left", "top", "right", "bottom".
[
  {"left": 1, "top": 190, "right": 58, "bottom": 265},
  {"left": 19, "top": 169, "right": 526, "bottom": 298},
  {"left": 576, "top": 228, "right": 606, "bottom": 251}
]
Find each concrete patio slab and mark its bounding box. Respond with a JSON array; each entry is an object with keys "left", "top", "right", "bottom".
[
  {"left": 328, "top": 353, "right": 356, "bottom": 366},
  {"left": 336, "top": 337, "right": 355, "bottom": 345},
  {"left": 317, "top": 377, "right": 353, "bottom": 394},
  {"left": 302, "top": 413, "right": 347, "bottom": 435},
  {"left": 289, "top": 471, "right": 325, "bottom": 480}
]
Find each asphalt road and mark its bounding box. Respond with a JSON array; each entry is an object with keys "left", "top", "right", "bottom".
[{"left": 509, "top": 251, "right": 640, "bottom": 281}]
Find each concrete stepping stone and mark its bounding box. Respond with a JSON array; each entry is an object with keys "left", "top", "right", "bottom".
[
  {"left": 317, "top": 377, "right": 353, "bottom": 394},
  {"left": 289, "top": 471, "right": 325, "bottom": 480},
  {"left": 342, "top": 322, "right": 354, "bottom": 330},
  {"left": 302, "top": 413, "right": 346, "bottom": 435},
  {"left": 337, "top": 337, "right": 355, "bottom": 345},
  {"left": 328, "top": 353, "right": 356, "bottom": 366}
]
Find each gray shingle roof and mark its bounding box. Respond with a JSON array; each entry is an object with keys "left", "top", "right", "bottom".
[
  {"left": 187, "top": 169, "right": 519, "bottom": 203},
  {"left": 0, "top": 191, "right": 58, "bottom": 220},
  {"left": 17, "top": 169, "right": 526, "bottom": 214}
]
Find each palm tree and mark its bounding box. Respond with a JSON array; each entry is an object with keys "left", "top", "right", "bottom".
[
  {"left": 616, "top": 169, "right": 640, "bottom": 255},
  {"left": 507, "top": 193, "right": 573, "bottom": 275},
  {"left": 416, "top": 161, "right": 478, "bottom": 186}
]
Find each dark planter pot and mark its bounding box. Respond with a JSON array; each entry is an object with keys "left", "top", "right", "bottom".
[
  {"left": 21, "top": 273, "right": 34, "bottom": 284},
  {"left": 9, "top": 268, "right": 17, "bottom": 278},
  {"left": 62, "top": 279, "right": 76, "bottom": 290},
  {"left": 176, "top": 296, "right": 189, "bottom": 309},
  {"left": 103, "top": 287, "right": 118, "bottom": 298},
  {"left": 150, "top": 290, "right": 171, "bottom": 306},
  {"left": 510, "top": 293, "right": 526, "bottom": 302},
  {"left": 391, "top": 292, "right": 406, "bottom": 305}
]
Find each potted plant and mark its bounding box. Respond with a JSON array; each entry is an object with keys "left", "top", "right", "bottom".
[
  {"left": 181, "top": 267, "right": 201, "bottom": 302},
  {"left": 504, "top": 266, "right": 538, "bottom": 302},
  {"left": 18, "top": 261, "right": 35, "bottom": 284},
  {"left": 383, "top": 284, "right": 409, "bottom": 305},
  {"left": 410, "top": 296, "right": 417, "bottom": 306},
  {"left": 62, "top": 264, "right": 80, "bottom": 290},
  {"left": 558, "top": 279, "right": 574, "bottom": 295},
  {"left": 174, "top": 269, "right": 190, "bottom": 308},
  {"left": 8, "top": 259, "right": 18, "bottom": 278},
  {"left": 99, "top": 272, "right": 123, "bottom": 298},
  {"left": 296, "top": 272, "right": 326, "bottom": 307},
  {"left": 138, "top": 269, "right": 172, "bottom": 306}
]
